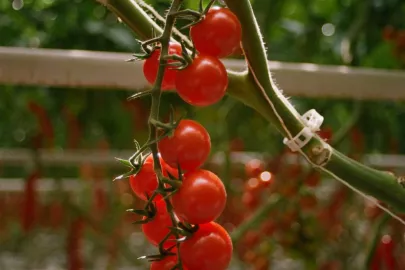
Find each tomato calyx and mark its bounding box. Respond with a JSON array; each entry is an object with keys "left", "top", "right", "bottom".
[
  {"left": 175, "top": 222, "right": 200, "bottom": 238},
  {"left": 137, "top": 246, "right": 177, "bottom": 263},
  {"left": 127, "top": 196, "right": 158, "bottom": 225}
]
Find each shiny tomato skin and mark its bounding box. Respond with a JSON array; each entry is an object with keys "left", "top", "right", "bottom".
[
  {"left": 129, "top": 154, "right": 178, "bottom": 201},
  {"left": 158, "top": 119, "right": 211, "bottom": 172},
  {"left": 180, "top": 222, "right": 233, "bottom": 270},
  {"left": 171, "top": 169, "right": 226, "bottom": 224},
  {"left": 143, "top": 43, "right": 182, "bottom": 90},
  {"left": 175, "top": 55, "right": 228, "bottom": 107},
  {"left": 190, "top": 7, "right": 242, "bottom": 58},
  {"left": 142, "top": 200, "right": 175, "bottom": 249},
  {"left": 150, "top": 255, "right": 188, "bottom": 270}
]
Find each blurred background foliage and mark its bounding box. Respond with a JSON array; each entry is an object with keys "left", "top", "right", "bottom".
[
  {"left": 1, "top": 0, "right": 405, "bottom": 269},
  {"left": 1, "top": 0, "right": 405, "bottom": 158}
]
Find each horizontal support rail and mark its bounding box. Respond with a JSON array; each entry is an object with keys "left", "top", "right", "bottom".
[
  {"left": 1, "top": 46, "right": 405, "bottom": 100},
  {"left": 0, "top": 148, "right": 403, "bottom": 168}
]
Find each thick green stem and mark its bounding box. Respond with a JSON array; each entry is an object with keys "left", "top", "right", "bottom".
[
  {"left": 224, "top": 0, "right": 303, "bottom": 138},
  {"left": 101, "top": 0, "right": 162, "bottom": 40},
  {"left": 97, "top": 0, "right": 405, "bottom": 218}
]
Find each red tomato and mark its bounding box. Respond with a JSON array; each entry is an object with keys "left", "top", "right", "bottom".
[
  {"left": 158, "top": 119, "right": 211, "bottom": 172},
  {"left": 380, "top": 235, "right": 396, "bottom": 270},
  {"left": 172, "top": 169, "right": 226, "bottom": 224},
  {"left": 190, "top": 7, "right": 242, "bottom": 58},
  {"left": 150, "top": 255, "right": 187, "bottom": 270},
  {"left": 142, "top": 200, "right": 176, "bottom": 249},
  {"left": 175, "top": 55, "right": 228, "bottom": 107},
  {"left": 180, "top": 222, "right": 233, "bottom": 270},
  {"left": 143, "top": 43, "right": 182, "bottom": 90},
  {"left": 129, "top": 154, "right": 178, "bottom": 201}
]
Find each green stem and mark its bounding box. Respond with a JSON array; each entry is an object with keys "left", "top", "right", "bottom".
[
  {"left": 97, "top": 0, "right": 405, "bottom": 217},
  {"left": 102, "top": 0, "right": 162, "bottom": 40},
  {"left": 224, "top": 0, "right": 405, "bottom": 214}
]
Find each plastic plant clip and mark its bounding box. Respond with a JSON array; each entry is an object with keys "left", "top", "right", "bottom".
[
  {"left": 283, "top": 127, "right": 313, "bottom": 152},
  {"left": 283, "top": 109, "right": 324, "bottom": 152},
  {"left": 301, "top": 109, "right": 324, "bottom": 132}
]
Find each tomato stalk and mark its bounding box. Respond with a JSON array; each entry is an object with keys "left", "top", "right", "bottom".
[
  {"left": 144, "top": 1, "right": 185, "bottom": 267},
  {"left": 112, "top": 0, "right": 197, "bottom": 267}
]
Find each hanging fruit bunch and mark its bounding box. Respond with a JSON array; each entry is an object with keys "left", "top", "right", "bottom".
[{"left": 116, "top": 1, "right": 241, "bottom": 269}]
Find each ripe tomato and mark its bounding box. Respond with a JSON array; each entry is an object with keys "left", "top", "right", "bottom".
[
  {"left": 175, "top": 55, "right": 228, "bottom": 107},
  {"left": 129, "top": 154, "right": 178, "bottom": 201},
  {"left": 180, "top": 222, "right": 233, "bottom": 270},
  {"left": 158, "top": 119, "right": 211, "bottom": 172},
  {"left": 142, "top": 200, "right": 176, "bottom": 249},
  {"left": 190, "top": 7, "right": 242, "bottom": 58},
  {"left": 150, "top": 255, "right": 188, "bottom": 270},
  {"left": 171, "top": 169, "right": 226, "bottom": 224},
  {"left": 143, "top": 43, "right": 182, "bottom": 90}
]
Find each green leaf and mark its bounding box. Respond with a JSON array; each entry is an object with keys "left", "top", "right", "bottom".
[{"left": 115, "top": 157, "right": 132, "bottom": 168}]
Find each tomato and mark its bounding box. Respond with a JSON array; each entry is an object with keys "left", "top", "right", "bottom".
[
  {"left": 143, "top": 43, "right": 182, "bottom": 90},
  {"left": 142, "top": 200, "right": 176, "bottom": 249},
  {"left": 129, "top": 154, "right": 178, "bottom": 201},
  {"left": 180, "top": 222, "right": 233, "bottom": 270},
  {"left": 171, "top": 169, "right": 226, "bottom": 224},
  {"left": 150, "top": 255, "right": 188, "bottom": 270},
  {"left": 158, "top": 119, "right": 211, "bottom": 172},
  {"left": 175, "top": 55, "right": 228, "bottom": 107},
  {"left": 190, "top": 7, "right": 242, "bottom": 58},
  {"left": 380, "top": 235, "right": 396, "bottom": 270}
]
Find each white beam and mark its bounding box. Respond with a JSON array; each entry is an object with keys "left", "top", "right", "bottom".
[
  {"left": 0, "top": 148, "right": 403, "bottom": 169},
  {"left": 1, "top": 46, "right": 405, "bottom": 100}
]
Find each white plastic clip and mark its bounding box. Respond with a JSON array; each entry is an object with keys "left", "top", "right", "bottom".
[
  {"left": 283, "top": 127, "right": 313, "bottom": 152},
  {"left": 301, "top": 109, "right": 324, "bottom": 132},
  {"left": 283, "top": 109, "right": 324, "bottom": 152}
]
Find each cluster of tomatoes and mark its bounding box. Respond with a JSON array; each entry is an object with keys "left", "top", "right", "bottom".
[
  {"left": 142, "top": 6, "right": 242, "bottom": 107},
  {"left": 128, "top": 6, "right": 243, "bottom": 270}
]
